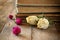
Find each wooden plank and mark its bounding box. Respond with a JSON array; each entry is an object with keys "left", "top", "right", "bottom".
[
  {"left": 16, "top": 14, "right": 60, "bottom": 21},
  {"left": 0, "top": 21, "right": 31, "bottom": 40},
  {"left": 16, "top": 13, "right": 60, "bottom": 17},
  {"left": 17, "top": 4, "right": 60, "bottom": 7},
  {"left": 32, "top": 23, "right": 60, "bottom": 40},
  {"left": 18, "top": 0, "right": 60, "bottom": 4},
  {"left": 18, "top": 7, "right": 60, "bottom": 13}
]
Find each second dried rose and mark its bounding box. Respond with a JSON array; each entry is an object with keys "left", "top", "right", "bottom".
[{"left": 15, "top": 18, "right": 22, "bottom": 25}]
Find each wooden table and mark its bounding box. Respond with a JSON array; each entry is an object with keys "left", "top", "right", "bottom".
[
  {"left": 0, "top": 15, "right": 60, "bottom": 40},
  {"left": 0, "top": 0, "right": 60, "bottom": 40},
  {"left": 0, "top": 0, "right": 16, "bottom": 32}
]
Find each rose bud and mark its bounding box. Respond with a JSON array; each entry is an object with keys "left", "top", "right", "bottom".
[
  {"left": 12, "top": 26, "right": 21, "bottom": 35},
  {"left": 9, "top": 15, "right": 13, "bottom": 19},
  {"left": 15, "top": 18, "right": 22, "bottom": 25}
]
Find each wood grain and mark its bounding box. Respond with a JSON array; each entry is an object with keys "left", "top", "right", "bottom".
[
  {"left": 9, "top": 26, "right": 31, "bottom": 40},
  {"left": 16, "top": 13, "right": 60, "bottom": 17},
  {"left": 17, "top": 0, "right": 60, "bottom": 40},
  {"left": 16, "top": 12, "right": 60, "bottom": 40},
  {"left": 0, "top": 0, "right": 60, "bottom": 40},
  {"left": 0, "top": 21, "right": 31, "bottom": 40},
  {"left": 32, "top": 25, "right": 60, "bottom": 40},
  {"left": 18, "top": 0, "right": 60, "bottom": 4},
  {"left": 18, "top": 7, "right": 60, "bottom": 13},
  {"left": 0, "top": 13, "right": 60, "bottom": 40},
  {"left": 0, "top": 14, "right": 60, "bottom": 40},
  {"left": 0, "top": 0, "right": 17, "bottom": 32}
]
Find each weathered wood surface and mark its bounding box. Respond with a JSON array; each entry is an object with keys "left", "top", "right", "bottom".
[
  {"left": 0, "top": 16, "right": 60, "bottom": 40},
  {"left": 16, "top": 0, "right": 60, "bottom": 39},
  {"left": 0, "top": 0, "right": 60, "bottom": 40},
  {"left": 0, "top": 21, "right": 31, "bottom": 40},
  {"left": 18, "top": 7, "right": 60, "bottom": 13},
  {"left": 0, "top": 0, "right": 17, "bottom": 32},
  {"left": 18, "top": 0, "right": 60, "bottom": 4},
  {"left": 17, "top": 0, "right": 60, "bottom": 13},
  {"left": 0, "top": 12, "right": 60, "bottom": 40},
  {"left": 32, "top": 24, "right": 60, "bottom": 40}
]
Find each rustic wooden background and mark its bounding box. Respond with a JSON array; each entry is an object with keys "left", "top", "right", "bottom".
[
  {"left": 0, "top": 0, "right": 16, "bottom": 32},
  {"left": 0, "top": 0, "right": 60, "bottom": 40}
]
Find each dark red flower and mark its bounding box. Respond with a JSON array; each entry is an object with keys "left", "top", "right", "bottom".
[
  {"left": 12, "top": 26, "right": 21, "bottom": 35},
  {"left": 9, "top": 15, "right": 13, "bottom": 19}
]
